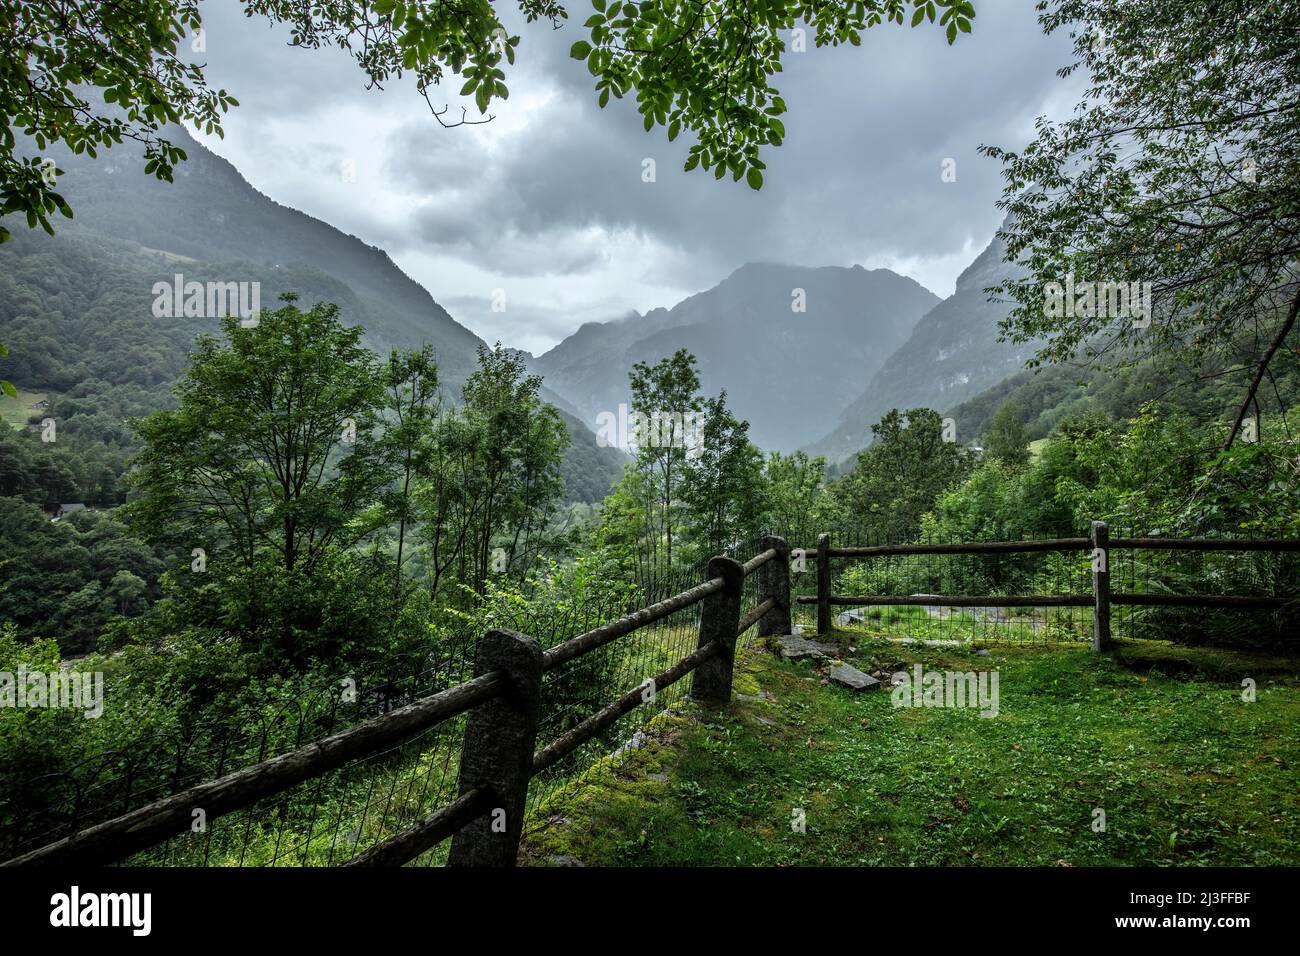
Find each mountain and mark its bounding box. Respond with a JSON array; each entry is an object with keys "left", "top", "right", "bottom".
[
  {"left": 2, "top": 129, "right": 625, "bottom": 502},
  {"left": 530, "top": 263, "right": 940, "bottom": 452},
  {"left": 804, "top": 222, "right": 1037, "bottom": 463},
  {"left": 32, "top": 127, "right": 486, "bottom": 381}
]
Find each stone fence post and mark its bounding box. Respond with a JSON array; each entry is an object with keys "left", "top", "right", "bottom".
[
  {"left": 758, "top": 534, "right": 792, "bottom": 639},
  {"left": 446, "top": 629, "right": 542, "bottom": 867},
  {"left": 691, "top": 556, "right": 744, "bottom": 704}
]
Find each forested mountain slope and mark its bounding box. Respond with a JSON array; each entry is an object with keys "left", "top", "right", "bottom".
[{"left": 2, "top": 131, "right": 625, "bottom": 502}]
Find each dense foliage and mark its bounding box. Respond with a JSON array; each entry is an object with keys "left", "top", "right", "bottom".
[{"left": 985, "top": 0, "right": 1300, "bottom": 450}]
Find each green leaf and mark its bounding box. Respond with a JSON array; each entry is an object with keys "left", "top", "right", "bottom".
[
  {"left": 570, "top": 40, "right": 593, "bottom": 60},
  {"left": 746, "top": 168, "right": 763, "bottom": 190},
  {"left": 1, "top": 380, "right": 16, "bottom": 399}
]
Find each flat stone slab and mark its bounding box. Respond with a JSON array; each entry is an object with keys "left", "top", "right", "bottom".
[
  {"left": 778, "top": 635, "right": 840, "bottom": 660},
  {"left": 829, "top": 664, "right": 882, "bottom": 692}
]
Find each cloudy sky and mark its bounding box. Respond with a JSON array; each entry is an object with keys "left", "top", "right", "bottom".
[{"left": 190, "top": 2, "right": 1079, "bottom": 355}]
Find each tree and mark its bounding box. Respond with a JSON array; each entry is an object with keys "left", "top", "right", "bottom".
[
  {"left": 499, "top": 385, "right": 570, "bottom": 581},
  {"left": 1, "top": 0, "right": 975, "bottom": 240},
  {"left": 984, "top": 400, "right": 1030, "bottom": 467},
  {"left": 832, "top": 408, "right": 975, "bottom": 541},
  {"left": 571, "top": 0, "right": 974, "bottom": 190},
  {"left": 458, "top": 343, "right": 568, "bottom": 591},
  {"left": 763, "top": 450, "right": 830, "bottom": 547},
  {"left": 984, "top": 0, "right": 1300, "bottom": 451},
  {"left": 121, "top": 296, "right": 432, "bottom": 667},
  {"left": 381, "top": 345, "right": 441, "bottom": 597},
  {"left": 682, "top": 391, "right": 765, "bottom": 560},
  {"left": 106, "top": 570, "right": 149, "bottom": 616},
  {"left": 415, "top": 343, "right": 568, "bottom": 602},
  {"left": 0, "top": 341, "right": 13, "bottom": 422},
  {"left": 628, "top": 348, "right": 703, "bottom": 570},
  {"left": 592, "top": 465, "right": 658, "bottom": 578},
  {"left": 126, "top": 295, "right": 390, "bottom": 574}
]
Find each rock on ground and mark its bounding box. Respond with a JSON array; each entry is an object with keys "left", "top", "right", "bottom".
[
  {"left": 777, "top": 634, "right": 841, "bottom": 660},
  {"left": 829, "top": 664, "right": 882, "bottom": 691}
]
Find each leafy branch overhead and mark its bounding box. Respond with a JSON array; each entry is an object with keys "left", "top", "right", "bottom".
[
  {"left": 0, "top": 1, "right": 973, "bottom": 243},
  {"left": 570, "top": 0, "right": 975, "bottom": 189},
  {"left": 983, "top": 0, "right": 1300, "bottom": 450}
]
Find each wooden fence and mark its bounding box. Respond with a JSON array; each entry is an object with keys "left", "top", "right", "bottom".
[
  {"left": 2, "top": 537, "right": 794, "bottom": 868},
  {"left": 796, "top": 521, "right": 1300, "bottom": 651}
]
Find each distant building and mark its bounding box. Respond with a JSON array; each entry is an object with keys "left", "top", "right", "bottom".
[{"left": 52, "top": 503, "right": 87, "bottom": 521}]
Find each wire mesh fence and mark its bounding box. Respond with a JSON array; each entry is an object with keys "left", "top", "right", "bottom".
[
  {"left": 525, "top": 538, "right": 763, "bottom": 826},
  {"left": 1106, "top": 527, "right": 1300, "bottom": 648},
  {"left": 1, "top": 632, "right": 478, "bottom": 864},
  {"left": 789, "top": 526, "right": 1300, "bottom": 648},
  {"left": 2, "top": 537, "right": 775, "bottom": 866},
  {"left": 126, "top": 707, "right": 472, "bottom": 866}
]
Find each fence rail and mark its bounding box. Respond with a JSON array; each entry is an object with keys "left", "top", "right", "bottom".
[
  {"left": 3, "top": 540, "right": 790, "bottom": 869},
  {"left": 798, "top": 523, "right": 1300, "bottom": 651}
]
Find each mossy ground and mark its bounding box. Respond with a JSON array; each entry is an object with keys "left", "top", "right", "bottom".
[{"left": 518, "top": 633, "right": 1300, "bottom": 866}]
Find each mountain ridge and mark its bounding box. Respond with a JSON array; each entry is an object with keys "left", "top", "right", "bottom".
[
  {"left": 802, "top": 220, "right": 1038, "bottom": 463},
  {"left": 3, "top": 128, "right": 627, "bottom": 502},
  {"left": 530, "top": 261, "right": 941, "bottom": 452}
]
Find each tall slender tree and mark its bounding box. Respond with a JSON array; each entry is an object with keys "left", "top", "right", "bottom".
[{"left": 628, "top": 349, "right": 703, "bottom": 571}]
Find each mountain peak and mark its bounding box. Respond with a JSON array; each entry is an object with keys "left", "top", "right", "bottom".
[{"left": 532, "top": 260, "right": 941, "bottom": 452}]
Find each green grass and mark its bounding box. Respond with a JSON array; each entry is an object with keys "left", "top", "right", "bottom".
[
  {"left": 830, "top": 603, "right": 1090, "bottom": 644},
  {"left": 518, "top": 633, "right": 1300, "bottom": 866},
  {"left": 0, "top": 387, "right": 47, "bottom": 430}
]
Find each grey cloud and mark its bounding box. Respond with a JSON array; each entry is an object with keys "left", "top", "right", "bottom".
[
  {"left": 379, "top": 3, "right": 1069, "bottom": 285},
  {"left": 185, "top": 1, "right": 1076, "bottom": 347}
]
